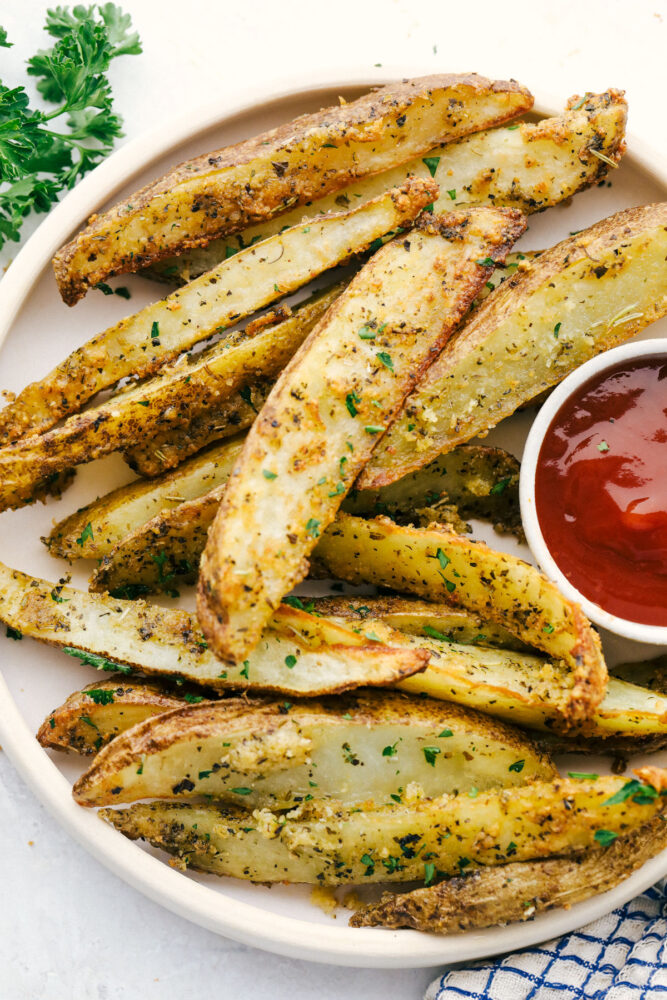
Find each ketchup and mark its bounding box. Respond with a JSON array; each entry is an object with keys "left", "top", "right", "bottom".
[{"left": 535, "top": 354, "right": 667, "bottom": 627}]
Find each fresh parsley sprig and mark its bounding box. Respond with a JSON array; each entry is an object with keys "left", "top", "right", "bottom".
[{"left": 0, "top": 5, "right": 141, "bottom": 250}]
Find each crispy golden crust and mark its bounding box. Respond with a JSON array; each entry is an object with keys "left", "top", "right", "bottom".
[
  {"left": 349, "top": 816, "right": 667, "bottom": 932},
  {"left": 0, "top": 291, "right": 340, "bottom": 512},
  {"left": 147, "top": 90, "right": 625, "bottom": 287},
  {"left": 53, "top": 74, "right": 532, "bottom": 303},
  {"left": 197, "top": 207, "right": 526, "bottom": 662},
  {"left": 3, "top": 185, "right": 429, "bottom": 447},
  {"left": 72, "top": 689, "right": 554, "bottom": 807},
  {"left": 315, "top": 514, "right": 607, "bottom": 726},
  {"left": 0, "top": 560, "right": 427, "bottom": 696},
  {"left": 101, "top": 771, "right": 667, "bottom": 885},
  {"left": 37, "top": 678, "right": 233, "bottom": 754},
  {"left": 361, "top": 202, "right": 667, "bottom": 488}
]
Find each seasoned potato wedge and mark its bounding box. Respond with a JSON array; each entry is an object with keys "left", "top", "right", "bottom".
[
  {"left": 312, "top": 595, "right": 530, "bottom": 651},
  {"left": 350, "top": 816, "right": 667, "bottom": 932},
  {"left": 316, "top": 514, "right": 606, "bottom": 724},
  {"left": 150, "top": 91, "right": 624, "bottom": 285},
  {"left": 45, "top": 437, "right": 246, "bottom": 562},
  {"left": 53, "top": 74, "right": 533, "bottom": 304},
  {"left": 73, "top": 691, "right": 554, "bottom": 808},
  {"left": 1, "top": 289, "right": 343, "bottom": 512},
  {"left": 2, "top": 182, "right": 434, "bottom": 446},
  {"left": 198, "top": 208, "right": 526, "bottom": 662},
  {"left": 37, "top": 678, "right": 226, "bottom": 755},
  {"left": 83, "top": 443, "right": 521, "bottom": 590},
  {"left": 361, "top": 203, "right": 667, "bottom": 488},
  {"left": 102, "top": 770, "right": 667, "bottom": 884},
  {"left": 0, "top": 562, "right": 426, "bottom": 694},
  {"left": 394, "top": 630, "right": 667, "bottom": 739},
  {"left": 345, "top": 444, "right": 521, "bottom": 536}
]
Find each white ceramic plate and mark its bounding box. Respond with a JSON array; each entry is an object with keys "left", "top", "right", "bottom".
[{"left": 0, "top": 71, "right": 666, "bottom": 969}]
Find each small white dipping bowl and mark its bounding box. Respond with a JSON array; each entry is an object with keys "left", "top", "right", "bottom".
[{"left": 520, "top": 338, "right": 667, "bottom": 645}]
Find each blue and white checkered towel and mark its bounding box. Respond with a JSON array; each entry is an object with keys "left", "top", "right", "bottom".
[{"left": 427, "top": 881, "right": 667, "bottom": 999}]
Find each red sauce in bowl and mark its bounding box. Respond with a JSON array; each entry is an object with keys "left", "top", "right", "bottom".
[{"left": 535, "top": 354, "right": 667, "bottom": 627}]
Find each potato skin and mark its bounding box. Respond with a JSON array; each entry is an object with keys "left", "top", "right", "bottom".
[
  {"left": 53, "top": 74, "right": 533, "bottom": 303},
  {"left": 361, "top": 203, "right": 667, "bottom": 488},
  {"left": 315, "top": 514, "right": 607, "bottom": 725},
  {"left": 350, "top": 816, "right": 667, "bottom": 932},
  {"left": 197, "top": 207, "right": 526, "bottom": 662},
  {"left": 102, "top": 771, "right": 667, "bottom": 885}
]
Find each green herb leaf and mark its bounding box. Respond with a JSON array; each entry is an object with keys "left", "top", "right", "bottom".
[
  {"left": 422, "top": 625, "right": 452, "bottom": 642},
  {"left": 597, "top": 440, "right": 610, "bottom": 452},
  {"left": 305, "top": 518, "right": 320, "bottom": 538},
  {"left": 150, "top": 321, "right": 160, "bottom": 341},
  {"left": 553, "top": 322, "right": 562, "bottom": 338},
  {"left": 262, "top": 469, "right": 277, "bottom": 480},
  {"left": 364, "top": 425, "right": 385, "bottom": 435},
  {"left": 6, "top": 625, "right": 22, "bottom": 640},
  {"left": 382, "top": 742, "right": 399, "bottom": 757},
  {"left": 447, "top": 189, "right": 456, "bottom": 200},
  {"left": 358, "top": 325, "right": 376, "bottom": 340},
  {"left": 594, "top": 829, "right": 618, "bottom": 846},
  {"left": 361, "top": 852, "right": 375, "bottom": 876},
  {"left": 63, "top": 647, "right": 132, "bottom": 674},
  {"left": 377, "top": 351, "right": 394, "bottom": 371},
  {"left": 75, "top": 522, "right": 94, "bottom": 547},
  {"left": 231, "top": 787, "right": 253, "bottom": 796},
  {"left": 567, "top": 772, "right": 599, "bottom": 781},
  {"left": 490, "top": 477, "right": 511, "bottom": 495},
  {"left": 284, "top": 654, "right": 297, "bottom": 668},
  {"left": 475, "top": 257, "right": 496, "bottom": 267},
  {"left": 86, "top": 688, "right": 114, "bottom": 705},
  {"left": 509, "top": 759, "right": 525, "bottom": 773},
  {"left": 423, "top": 861, "right": 435, "bottom": 885},
  {"left": 423, "top": 746, "right": 440, "bottom": 766},
  {"left": 184, "top": 693, "right": 204, "bottom": 703},
  {"left": 422, "top": 156, "right": 440, "bottom": 177},
  {"left": 345, "top": 390, "right": 361, "bottom": 417}
]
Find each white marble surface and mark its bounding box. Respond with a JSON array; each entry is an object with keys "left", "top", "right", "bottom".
[{"left": 1, "top": 1, "right": 666, "bottom": 997}]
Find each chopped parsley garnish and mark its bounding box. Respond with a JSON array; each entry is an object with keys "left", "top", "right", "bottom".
[
  {"left": 435, "top": 548, "right": 450, "bottom": 570},
  {"left": 361, "top": 852, "right": 375, "bottom": 876},
  {"left": 358, "top": 325, "right": 376, "bottom": 340},
  {"left": 438, "top": 729, "right": 454, "bottom": 738},
  {"left": 509, "top": 759, "right": 525, "bottom": 773},
  {"left": 377, "top": 351, "right": 394, "bottom": 371},
  {"left": 63, "top": 647, "right": 131, "bottom": 674},
  {"left": 183, "top": 693, "right": 204, "bottom": 704},
  {"left": 305, "top": 518, "right": 321, "bottom": 538},
  {"left": 75, "top": 522, "right": 94, "bottom": 547},
  {"left": 239, "top": 660, "right": 250, "bottom": 679},
  {"left": 603, "top": 779, "right": 659, "bottom": 806},
  {"left": 150, "top": 321, "right": 160, "bottom": 341},
  {"left": 597, "top": 440, "right": 610, "bottom": 452},
  {"left": 553, "top": 322, "right": 562, "bottom": 338},
  {"left": 364, "top": 425, "right": 385, "bottom": 435},
  {"left": 447, "top": 189, "right": 456, "bottom": 200},
  {"left": 86, "top": 689, "right": 114, "bottom": 705},
  {"left": 568, "top": 772, "right": 599, "bottom": 781},
  {"left": 231, "top": 787, "right": 253, "bottom": 796},
  {"left": 594, "top": 829, "right": 618, "bottom": 846},
  {"left": 6, "top": 626, "right": 22, "bottom": 640},
  {"left": 422, "top": 625, "right": 452, "bottom": 642},
  {"left": 382, "top": 742, "right": 399, "bottom": 757},
  {"left": 475, "top": 257, "right": 496, "bottom": 267},
  {"left": 490, "top": 477, "right": 511, "bottom": 495},
  {"left": 422, "top": 156, "right": 440, "bottom": 178},
  {"left": 345, "top": 390, "right": 361, "bottom": 417},
  {"left": 423, "top": 746, "right": 441, "bottom": 767},
  {"left": 542, "top": 623, "right": 555, "bottom": 634},
  {"left": 285, "top": 654, "right": 297, "bottom": 668},
  {"left": 262, "top": 469, "right": 277, "bottom": 480}
]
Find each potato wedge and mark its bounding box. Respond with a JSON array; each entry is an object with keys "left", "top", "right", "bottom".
[
  {"left": 123, "top": 264, "right": 535, "bottom": 478},
  {"left": 149, "top": 91, "right": 624, "bottom": 285},
  {"left": 53, "top": 74, "right": 532, "bottom": 304},
  {"left": 45, "top": 437, "right": 246, "bottom": 562},
  {"left": 197, "top": 208, "right": 526, "bottom": 662},
  {"left": 312, "top": 595, "right": 530, "bottom": 652},
  {"left": 345, "top": 444, "right": 521, "bottom": 536},
  {"left": 611, "top": 654, "right": 667, "bottom": 693},
  {"left": 0, "top": 562, "right": 426, "bottom": 695},
  {"left": 37, "top": 678, "right": 227, "bottom": 755},
  {"left": 101, "top": 770, "right": 667, "bottom": 884},
  {"left": 316, "top": 514, "right": 606, "bottom": 724},
  {"left": 350, "top": 816, "right": 667, "bottom": 932},
  {"left": 73, "top": 691, "right": 554, "bottom": 808},
  {"left": 0, "top": 290, "right": 343, "bottom": 512},
  {"left": 87, "top": 444, "right": 522, "bottom": 592},
  {"left": 2, "top": 182, "right": 434, "bottom": 445},
  {"left": 361, "top": 203, "right": 667, "bottom": 488}
]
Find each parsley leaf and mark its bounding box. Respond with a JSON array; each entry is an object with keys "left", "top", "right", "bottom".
[{"left": 0, "top": 6, "right": 142, "bottom": 250}]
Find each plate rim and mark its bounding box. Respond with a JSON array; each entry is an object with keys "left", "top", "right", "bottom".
[{"left": 1, "top": 68, "right": 666, "bottom": 969}]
